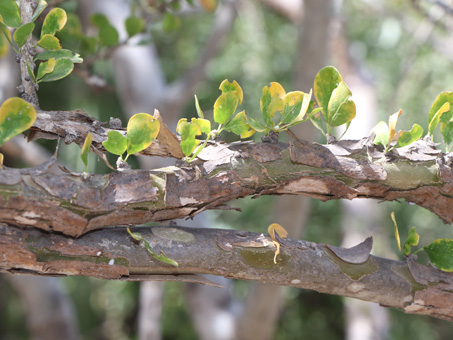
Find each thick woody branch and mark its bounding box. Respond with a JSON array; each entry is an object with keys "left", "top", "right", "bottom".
[
  {"left": 1, "top": 224, "right": 451, "bottom": 321},
  {"left": 2, "top": 132, "right": 453, "bottom": 236}
]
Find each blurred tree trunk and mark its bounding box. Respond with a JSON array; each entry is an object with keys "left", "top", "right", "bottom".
[
  {"left": 330, "top": 12, "right": 391, "bottom": 340},
  {"left": 237, "top": 1, "right": 333, "bottom": 339}
]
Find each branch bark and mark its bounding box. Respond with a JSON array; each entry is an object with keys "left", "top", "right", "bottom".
[
  {"left": 2, "top": 131, "right": 453, "bottom": 236},
  {"left": 1, "top": 223, "right": 451, "bottom": 321}
]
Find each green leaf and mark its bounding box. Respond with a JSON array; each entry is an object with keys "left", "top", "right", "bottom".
[
  {"left": 32, "top": 0, "right": 48, "bottom": 22},
  {"left": 176, "top": 118, "right": 202, "bottom": 157},
  {"left": 35, "top": 49, "right": 83, "bottom": 63},
  {"left": 428, "top": 101, "right": 450, "bottom": 137},
  {"left": 37, "top": 34, "right": 61, "bottom": 50},
  {"left": 314, "top": 66, "right": 343, "bottom": 121},
  {"left": 36, "top": 57, "right": 56, "bottom": 79},
  {"left": 281, "top": 91, "right": 304, "bottom": 125},
  {"left": 102, "top": 130, "right": 127, "bottom": 156},
  {"left": 288, "top": 89, "right": 312, "bottom": 125},
  {"left": 162, "top": 13, "right": 180, "bottom": 32},
  {"left": 127, "top": 228, "right": 178, "bottom": 267},
  {"left": 327, "top": 81, "right": 356, "bottom": 127},
  {"left": 192, "top": 118, "right": 211, "bottom": 135},
  {"left": 309, "top": 107, "right": 326, "bottom": 136},
  {"left": 428, "top": 92, "right": 453, "bottom": 126},
  {"left": 424, "top": 239, "right": 453, "bottom": 272},
  {"left": 13, "top": 23, "right": 35, "bottom": 49},
  {"left": 81, "top": 132, "right": 92, "bottom": 172},
  {"left": 224, "top": 111, "right": 255, "bottom": 138},
  {"left": 194, "top": 95, "right": 204, "bottom": 118},
  {"left": 245, "top": 115, "right": 266, "bottom": 133},
  {"left": 0, "top": 97, "right": 36, "bottom": 146},
  {"left": 26, "top": 60, "right": 36, "bottom": 82},
  {"left": 126, "top": 113, "right": 160, "bottom": 156},
  {"left": 0, "top": 21, "right": 13, "bottom": 48},
  {"left": 213, "top": 91, "right": 239, "bottom": 125},
  {"left": 440, "top": 121, "right": 453, "bottom": 147},
  {"left": 403, "top": 227, "right": 419, "bottom": 256},
  {"left": 41, "top": 8, "right": 67, "bottom": 36},
  {"left": 372, "top": 121, "right": 390, "bottom": 149},
  {"left": 91, "top": 14, "right": 119, "bottom": 46},
  {"left": 38, "top": 58, "right": 74, "bottom": 82},
  {"left": 125, "top": 16, "right": 144, "bottom": 37},
  {"left": 0, "top": 24, "right": 9, "bottom": 56},
  {"left": 0, "top": 0, "right": 21, "bottom": 28},
  {"left": 260, "top": 82, "right": 285, "bottom": 127},
  {"left": 390, "top": 212, "right": 401, "bottom": 252},
  {"left": 219, "top": 79, "right": 243, "bottom": 104},
  {"left": 396, "top": 124, "right": 423, "bottom": 148}
]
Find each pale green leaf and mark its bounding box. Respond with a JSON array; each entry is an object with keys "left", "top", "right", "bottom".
[
  {"left": 102, "top": 130, "right": 127, "bottom": 156},
  {"left": 214, "top": 91, "right": 239, "bottom": 125},
  {"left": 13, "top": 23, "right": 35, "bottom": 49},
  {"left": 424, "top": 239, "right": 453, "bottom": 272}
]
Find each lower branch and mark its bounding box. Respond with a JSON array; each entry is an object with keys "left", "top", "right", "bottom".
[{"left": 1, "top": 223, "right": 452, "bottom": 321}]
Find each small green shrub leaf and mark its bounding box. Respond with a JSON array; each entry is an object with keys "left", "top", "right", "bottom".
[
  {"left": 81, "top": 132, "right": 92, "bottom": 172},
  {"left": 32, "top": 0, "right": 48, "bottom": 22},
  {"left": 440, "top": 121, "right": 453, "bottom": 147},
  {"left": 13, "top": 23, "right": 35, "bottom": 49},
  {"left": 403, "top": 227, "right": 419, "bottom": 256},
  {"left": 35, "top": 49, "right": 83, "bottom": 63},
  {"left": 225, "top": 111, "right": 255, "bottom": 138},
  {"left": 281, "top": 91, "right": 304, "bottom": 125},
  {"left": 36, "top": 58, "right": 56, "bottom": 79},
  {"left": 327, "top": 81, "right": 356, "bottom": 127},
  {"left": 428, "top": 92, "right": 453, "bottom": 126},
  {"left": 0, "top": 97, "right": 36, "bottom": 146},
  {"left": 37, "top": 34, "right": 61, "bottom": 50},
  {"left": 214, "top": 91, "right": 239, "bottom": 125},
  {"left": 424, "top": 239, "right": 453, "bottom": 272},
  {"left": 91, "top": 14, "right": 119, "bottom": 46},
  {"left": 219, "top": 79, "right": 243, "bottom": 104},
  {"left": 260, "top": 82, "right": 285, "bottom": 126},
  {"left": 126, "top": 113, "right": 160, "bottom": 156},
  {"left": 38, "top": 58, "right": 74, "bottom": 82},
  {"left": 396, "top": 124, "right": 424, "bottom": 148},
  {"left": 245, "top": 116, "right": 266, "bottom": 133},
  {"left": 125, "top": 16, "right": 144, "bottom": 37},
  {"left": 0, "top": 22, "right": 13, "bottom": 48},
  {"left": 428, "top": 101, "right": 450, "bottom": 137},
  {"left": 194, "top": 95, "right": 204, "bottom": 118},
  {"left": 372, "top": 121, "right": 389, "bottom": 148},
  {"left": 176, "top": 118, "right": 201, "bottom": 157},
  {"left": 192, "top": 118, "right": 211, "bottom": 135},
  {"left": 102, "top": 130, "right": 127, "bottom": 156},
  {"left": 162, "top": 13, "right": 181, "bottom": 32},
  {"left": 0, "top": 0, "right": 21, "bottom": 28},
  {"left": 314, "top": 66, "right": 342, "bottom": 121},
  {"left": 41, "top": 8, "right": 67, "bottom": 36},
  {"left": 390, "top": 212, "right": 401, "bottom": 252}
]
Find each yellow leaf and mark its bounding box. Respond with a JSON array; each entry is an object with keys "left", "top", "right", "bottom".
[
  {"left": 388, "top": 109, "right": 402, "bottom": 142},
  {"left": 268, "top": 223, "right": 288, "bottom": 264},
  {"left": 391, "top": 212, "right": 401, "bottom": 252}
]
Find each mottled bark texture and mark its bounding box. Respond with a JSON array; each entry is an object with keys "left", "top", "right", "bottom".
[{"left": 1, "top": 224, "right": 452, "bottom": 321}]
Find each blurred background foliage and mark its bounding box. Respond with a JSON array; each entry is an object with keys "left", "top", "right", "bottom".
[{"left": 1, "top": 0, "right": 453, "bottom": 339}]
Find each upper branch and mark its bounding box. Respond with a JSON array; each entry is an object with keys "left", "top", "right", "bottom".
[{"left": 1, "top": 132, "right": 453, "bottom": 236}]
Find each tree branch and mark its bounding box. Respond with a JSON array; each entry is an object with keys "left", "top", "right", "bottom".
[{"left": 1, "top": 223, "right": 451, "bottom": 321}]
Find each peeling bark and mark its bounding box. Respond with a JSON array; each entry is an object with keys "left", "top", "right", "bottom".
[
  {"left": 1, "top": 224, "right": 451, "bottom": 321},
  {"left": 2, "top": 131, "right": 453, "bottom": 236}
]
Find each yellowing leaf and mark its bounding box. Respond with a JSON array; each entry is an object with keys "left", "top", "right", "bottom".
[
  {"left": 391, "top": 212, "right": 401, "bottom": 252},
  {"left": 428, "top": 102, "right": 450, "bottom": 137},
  {"left": 36, "top": 57, "right": 56, "bottom": 79},
  {"left": 81, "top": 132, "right": 92, "bottom": 172},
  {"left": 126, "top": 113, "right": 160, "bottom": 157},
  {"left": 37, "top": 34, "right": 61, "bottom": 50},
  {"left": 260, "top": 82, "right": 285, "bottom": 126},
  {"left": 214, "top": 91, "right": 239, "bottom": 125},
  {"left": 268, "top": 223, "right": 288, "bottom": 264},
  {"left": 41, "top": 8, "right": 67, "bottom": 37},
  {"left": 388, "top": 109, "right": 402, "bottom": 142},
  {"left": 176, "top": 118, "right": 202, "bottom": 157},
  {"left": 0, "top": 97, "right": 36, "bottom": 146},
  {"left": 219, "top": 79, "right": 243, "bottom": 104}
]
